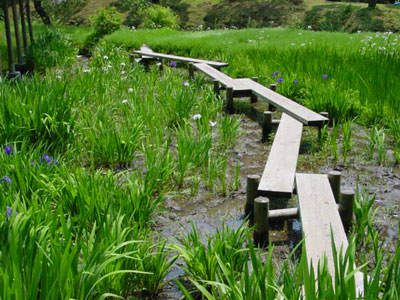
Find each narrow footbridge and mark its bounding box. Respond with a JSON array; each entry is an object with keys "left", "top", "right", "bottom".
[{"left": 133, "top": 49, "right": 363, "bottom": 293}]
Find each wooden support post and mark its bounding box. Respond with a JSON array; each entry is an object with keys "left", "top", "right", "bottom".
[
  {"left": 212, "top": 79, "right": 220, "bottom": 96},
  {"left": 19, "top": 0, "right": 28, "bottom": 51},
  {"left": 3, "top": 0, "right": 14, "bottom": 71},
  {"left": 11, "top": 0, "right": 23, "bottom": 64},
  {"left": 262, "top": 111, "right": 273, "bottom": 143},
  {"left": 340, "top": 190, "right": 354, "bottom": 233},
  {"left": 3, "top": 0, "right": 18, "bottom": 76},
  {"left": 245, "top": 175, "right": 260, "bottom": 225},
  {"left": 269, "top": 207, "right": 299, "bottom": 220},
  {"left": 26, "top": 0, "right": 33, "bottom": 43},
  {"left": 268, "top": 83, "right": 277, "bottom": 111},
  {"left": 226, "top": 86, "right": 234, "bottom": 113},
  {"left": 254, "top": 197, "right": 269, "bottom": 247},
  {"left": 143, "top": 60, "right": 150, "bottom": 72},
  {"left": 188, "top": 62, "right": 194, "bottom": 80},
  {"left": 328, "top": 171, "right": 341, "bottom": 203},
  {"left": 250, "top": 77, "right": 258, "bottom": 103}
]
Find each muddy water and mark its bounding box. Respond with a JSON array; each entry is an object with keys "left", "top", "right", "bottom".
[
  {"left": 155, "top": 112, "right": 399, "bottom": 299},
  {"left": 155, "top": 115, "right": 300, "bottom": 299}
]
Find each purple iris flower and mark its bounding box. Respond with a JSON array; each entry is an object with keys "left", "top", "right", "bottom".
[
  {"left": 3, "top": 176, "right": 11, "bottom": 184},
  {"left": 293, "top": 79, "right": 299, "bottom": 84},
  {"left": 39, "top": 154, "right": 59, "bottom": 166},
  {"left": 31, "top": 161, "right": 35, "bottom": 167},
  {"left": 322, "top": 74, "right": 328, "bottom": 79},
  {"left": 272, "top": 71, "right": 280, "bottom": 77},
  {"left": 40, "top": 154, "right": 52, "bottom": 164},
  {"left": 6, "top": 206, "right": 13, "bottom": 218},
  {"left": 277, "top": 77, "right": 284, "bottom": 83},
  {"left": 4, "top": 145, "right": 11, "bottom": 155},
  {"left": 170, "top": 61, "right": 177, "bottom": 67}
]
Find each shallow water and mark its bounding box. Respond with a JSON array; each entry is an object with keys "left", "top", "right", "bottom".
[{"left": 155, "top": 110, "right": 399, "bottom": 299}]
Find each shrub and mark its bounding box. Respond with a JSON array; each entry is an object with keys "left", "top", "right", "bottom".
[
  {"left": 25, "top": 27, "right": 77, "bottom": 72},
  {"left": 90, "top": 7, "right": 122, "bottom": 37},
  {"left": 141, "top": 5, "right": 179, "bottom": 29},
  {"left": 83, "top": 7, "right": 122, "bottom": 55},
  {"left": 304, "top": 5, "right": 400, "bottom": 32},
  {"left": 204, "top": 0, "right": 304, "bottom": 29}
]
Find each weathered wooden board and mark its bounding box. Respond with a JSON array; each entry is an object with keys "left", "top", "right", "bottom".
[
  {"left": 133, "top": 50, "right": 229, "bottom": 68},
  {"left": 296, "top": 173, "right": 364, "bottom": 293},
  {"left": 236, "top": 78, "right": 328, "bottom": 126},
  {"left": 194, "top": 63, "right": 251, "bottom": 92},
  {"left": 258, "top": 114, "right": 303, "bottom": 198}
]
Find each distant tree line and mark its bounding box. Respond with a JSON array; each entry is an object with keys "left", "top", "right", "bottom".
[{"left": 326, "top": 0, "right": 395, "bottom": 9}]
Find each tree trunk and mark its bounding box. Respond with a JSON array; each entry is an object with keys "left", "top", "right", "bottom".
[
  {"left": 33, "top": 0, "right": 52, "bottom": 25},
  {"left": 368, "top": 0, "right": 377, "bottom": 9}
]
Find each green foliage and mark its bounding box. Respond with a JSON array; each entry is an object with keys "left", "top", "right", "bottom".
[
  {"left": 367, "top": 126, "right": 387, "bottom": 165},
  {"left": 204, "top": 0, "right": 304, "bottom": 29},
  {"left": 90, "top": 7, "right": 122, "bottom": 36},
  {"left": 176, "top": 189, "right": 400, "bottom": 299},
  {"left": 172, "top": 222, "right": 249, "bottom": 286},
  {"left": 0, "top": 75, "right": 76, "bottom": 152},
  {"left": 84, "top": 7, "right": 122, "bottom": 54},
  {"left": 304, "top": 5, "right": 400, "bottom": 32},
  {"left": 42, "top": 0, "right": 88, "bottom": 25},
  {"left": 25, "top": 27, "right": 77, "bottom": 72},
  {"left": 141, "top": 4, "right": 180, "bottom": 29}
]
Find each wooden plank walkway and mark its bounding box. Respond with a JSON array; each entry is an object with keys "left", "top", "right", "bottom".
[
  {"left": 133, "top": 50, "right": 229, "bottom": 68},
  {"left": 236, "top": 78, "right": 328, "bottom": 126},
  {"left": 296, "top": 173, "right": 364, "bottom": 292},
  {"left": 258, "top": 114, "right": 303, "bottom": 198},
  {"left": 193, "top": 63, "right": 251, "bottom": 94}
]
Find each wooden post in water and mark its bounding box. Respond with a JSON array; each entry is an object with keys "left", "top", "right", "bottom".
[
  {"left": 11, "top": 0, "right": 23, "bottom": 64},
  {"left": 188, "top": 62, "right": 194, "bottom": 80},
  {"left": 250, "top": 77, "right": 258, "bottom": 103},
  {"left": 340, "top": 189, "right": 354, "bottom": 233},
  {"left": 226, "top": 86, "right": 234, "bottom": 113},
  {"left": 26, "top": 0, "right": 34, "bottom": 43},
  {"left": 268, "top": 83, "right": 277, "bottom": 111},
  {"left": 213, "top": 79, "right": 220, "bottom": 96},
  {"left": 245, "top": 175, "right": 260, "bottom": 225},
  {"left": 18, "top": 0, "right": 28, "bottom": 51},
  {"left": 328, "top": 170, "right": 341, "bottom": 203},
  {"left": 254, "top": 196, "right": 269, "bottom": 247},
  {"left": 262, "top": 111, "right": 273, "bottom": 143}
]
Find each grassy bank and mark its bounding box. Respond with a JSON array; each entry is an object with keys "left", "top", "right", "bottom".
[{"left": 57, "top": 26, "right": 400, "bottom": 127}]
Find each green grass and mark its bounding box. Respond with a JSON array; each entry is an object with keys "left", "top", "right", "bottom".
[
  {"left": 63, "top": 27, "right": 400, "bottom": 126},
  {"left": 0, "top": 37, "right": 246, "bottom": 298},
  {"left": 0, "top": 25, "right": 399, "bottom": 299}
]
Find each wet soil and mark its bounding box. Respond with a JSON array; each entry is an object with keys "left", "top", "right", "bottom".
[{"left": 155, "top": 104, "right": 399, "bottom": 299}]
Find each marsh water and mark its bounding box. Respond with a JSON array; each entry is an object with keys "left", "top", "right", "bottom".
[{"left": 155, "top": 110, "right": 399, "bottom": 299}]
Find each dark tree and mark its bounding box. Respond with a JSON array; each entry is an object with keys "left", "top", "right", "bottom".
[
  {"left": 368, "top": 0, "right": 377, "bottom": 8},
  {"left": 33, "top": 0, "right": 52, "bottom": 25}
]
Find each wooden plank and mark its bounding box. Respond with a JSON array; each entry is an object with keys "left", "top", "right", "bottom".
[
  {"left": 296, "top": 173, "right": 364, "bottom": 293},
  {"left": 132, "top": 50, "right": 229, "bottom": 68},
  {"left": 236, "top": 78, "right": 328, "bottom": 126},
  {"left": 194, "top": 63, "right": 251, "bottom": 92},
  {"left": 258, "top": 114, "right": 303, "bottom": 198}
]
